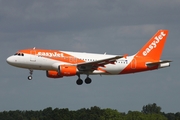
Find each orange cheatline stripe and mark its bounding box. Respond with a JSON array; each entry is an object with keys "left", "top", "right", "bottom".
[
  {"left": 19, "top": 49, "right": 112, "bottom": 73},
  {"left": 18, "top": 49, "right": 85, "bottom": 64}
]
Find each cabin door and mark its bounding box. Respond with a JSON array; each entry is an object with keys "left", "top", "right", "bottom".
[
  {"left": 30, "top": 50, "right": 36, "bottom": 62},
  {"left": 131, "top": 58, "right": 136, "bottom": 69}
]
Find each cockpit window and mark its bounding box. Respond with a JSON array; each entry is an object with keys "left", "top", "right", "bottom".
[{"left": 14, "top": 53, "right": 24, "bottom": 56}]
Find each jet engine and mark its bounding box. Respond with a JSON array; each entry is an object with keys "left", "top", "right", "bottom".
[
  {"left": 58, "top": 65, "right": 77, "bottom": 76},
  {"left": 46, "top": 65, "right": 77, "bottom": 78},
  {"left": 46, "top": 70, "right": 63, "bottom": 78}
]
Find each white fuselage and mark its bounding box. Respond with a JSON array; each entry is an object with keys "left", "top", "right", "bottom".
[{"left": 7, "top": 51, "right": 134, "bottom": 75}]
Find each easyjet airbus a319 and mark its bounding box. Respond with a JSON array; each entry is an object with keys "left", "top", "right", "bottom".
[{"left": 7, "top": 30, "right": 171, "bottom": 85}]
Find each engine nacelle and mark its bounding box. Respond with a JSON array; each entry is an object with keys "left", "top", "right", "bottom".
[
  {"left": 46, "top": 70, "right": 63, "bottom": 78},
  {"left": 58, "top": 65, "right": 77, "bottom": 76},
  {"left": 46, "top": 65, "right": 77, "bottom": 78}
]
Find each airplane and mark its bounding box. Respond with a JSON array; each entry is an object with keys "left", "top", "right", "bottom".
[{"left": 6, "top": 29, "right": 171, "bottom": 85}]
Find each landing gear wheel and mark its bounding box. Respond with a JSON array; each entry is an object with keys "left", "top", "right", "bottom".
[
  {"left": 28, "top": 76, "right": 32, "bottom": 80},
  {"left": 85, "top": 77, "right": 92, "bottom": 84},
  {"left": 76, "top": 79, "right": 83, "bottom": 85},
  {"left": 28, "top": 69, "right": 33, "bottom": 80}
]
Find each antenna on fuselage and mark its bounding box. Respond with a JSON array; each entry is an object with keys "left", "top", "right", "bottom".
[{"left": 33, "top": 47, "right": 36, "bottom": 50}]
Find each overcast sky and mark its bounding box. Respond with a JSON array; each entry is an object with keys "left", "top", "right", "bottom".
[{"left": 1, "top": 0, "right": 180, "bottom": 113}]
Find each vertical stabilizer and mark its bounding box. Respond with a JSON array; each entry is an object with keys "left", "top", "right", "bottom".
[{"left": 135, "top": 30, "right": 168, "bottom": 60}]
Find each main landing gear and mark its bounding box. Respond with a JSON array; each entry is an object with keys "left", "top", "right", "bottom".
[
  {"left": 76, "top": 74, "right": 92, "bottom": 85},
  {"left": 28, "top": 70, "right": 33, "bottom": 80},
  {"left": 26, "top": 70, "right": 91, "bottom": 85}
]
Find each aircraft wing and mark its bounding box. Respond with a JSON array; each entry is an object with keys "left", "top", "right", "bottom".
[{"left": 77, "top": 55, "right": 123, "bottom": 71}]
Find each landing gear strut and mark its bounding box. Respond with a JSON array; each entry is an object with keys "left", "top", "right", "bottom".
[
  {"left": 76, "top": 74, "right": 83, "bottom": 85},
  {"left": 28, "top": 70, "right": 33, "bottom": 80}
]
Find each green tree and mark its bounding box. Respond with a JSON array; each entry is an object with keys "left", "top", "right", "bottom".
[
  {"left": 146, "top": 113, "right": 168, "bottom": 120},
  {"left": 0, "top": 104, "right": 177, "bottom": 120},
  {"left": 125, "top": 111, "right": 145, "bottom": 120},
  {"left": 42, "top": 107, "right": 53, "bottom": 120},
  {"left": 142, "top": 103, "right": 161, "bottom": 114},
  {"left": 175, "top": 112, "right": 180, "bottom": 120},
  {"left": 103, "top": 108, "right": 124, "bottom": 120}
]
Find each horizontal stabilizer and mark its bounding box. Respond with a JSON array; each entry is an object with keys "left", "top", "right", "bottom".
[
  {"left": 146, "top": 60, "right": 171, "bottom": 68},
  {"left": 146, "top": 60, "right": 172, "bottom": 66}
]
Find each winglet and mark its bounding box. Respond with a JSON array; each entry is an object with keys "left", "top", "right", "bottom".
[{"left": 135, "top": 30, "right": 168, "bottom": 60}]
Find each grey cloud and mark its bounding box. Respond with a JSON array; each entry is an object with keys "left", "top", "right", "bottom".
[{"left": 1, "top": 0, "right": 180, "bottom": 33}]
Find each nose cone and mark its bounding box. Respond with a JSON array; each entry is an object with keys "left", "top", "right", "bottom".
[{"left": 6, "top": 56, "right": 15, "bottom": 65}]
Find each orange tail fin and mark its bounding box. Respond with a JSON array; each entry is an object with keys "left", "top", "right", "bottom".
[{"left": 135, "top": 30, "right": 168, "bottom": 60}]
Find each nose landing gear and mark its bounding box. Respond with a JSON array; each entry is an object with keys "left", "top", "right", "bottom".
[{"left": 28, "top": 70, "right": 33, "bottom": 80}]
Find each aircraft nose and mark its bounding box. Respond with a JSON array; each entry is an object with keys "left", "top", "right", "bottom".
[{"left": 6, "top": 56, "right": 15, "bottom": 65}]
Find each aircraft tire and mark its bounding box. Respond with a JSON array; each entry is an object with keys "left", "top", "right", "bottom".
[
  {"left": 76, "top": 79, "right": 83, "bottom": 85},
  {"left": 28, "top": 76, "right": 32, "bottom": 80},
  {"left": 85, "top": 77, "right": 92, "bottom": 84}
]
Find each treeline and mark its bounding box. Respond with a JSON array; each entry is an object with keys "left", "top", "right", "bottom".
[{"left": 0, "top": 103, "right": 179, "bottom": 120}]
